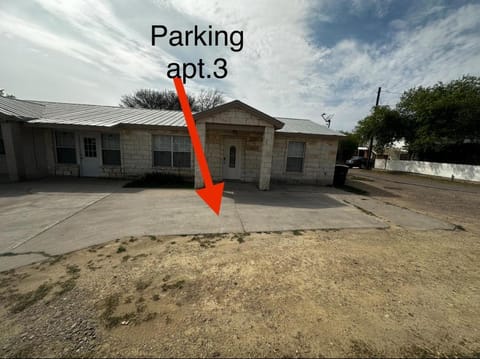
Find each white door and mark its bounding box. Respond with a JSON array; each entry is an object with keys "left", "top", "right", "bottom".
[
  {"left": 223, "top": 139, "right": 242, "bottom": 180},
  {"left": 80, "top": 133, "right": 102, "bottom": 177}
]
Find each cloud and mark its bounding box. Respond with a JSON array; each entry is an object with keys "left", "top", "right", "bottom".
[{"left": 0, "top": 0, "right": 479, "bottom": 132}]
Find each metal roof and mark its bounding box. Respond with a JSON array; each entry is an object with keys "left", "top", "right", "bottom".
[
  {"left": 0, "top": 97, "right": 45, "bottom": 119},
  {"left": 0, "top": 98, "right": 343, "bottom": 136},
  {"left": 28, "top": 101, "right": 185, "bottom": 127},
  {"left": 276, "top": 117, "right": 344, "bottom": 136}
]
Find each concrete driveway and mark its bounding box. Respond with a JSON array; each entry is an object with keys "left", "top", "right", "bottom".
[{"left": 0, "top": 177, "right": 450, "bottom": 271}]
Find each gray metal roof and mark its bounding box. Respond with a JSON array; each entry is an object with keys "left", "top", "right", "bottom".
[
  {"left": 0, "top": 98, "right": 343, "bottom": 136},
  {"left": 276, "top": 117, "right": 344, "bottom": 136},
  {"left": 28, "top": 101, "right": 185, "bottom": 127},
  {"left": 0, "top": 97, "right": 45, "bottom": 119}
]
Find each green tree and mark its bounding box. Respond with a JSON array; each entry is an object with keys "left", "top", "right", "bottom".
[
  {"left": 336, "top": 131, "right": 361, "bottom": 163},
  {"left": 397, "top": 75, "right": 480, "bottom": 154},
  {"left": 355, "top": 105, "right": 404, "bottom": 151}
]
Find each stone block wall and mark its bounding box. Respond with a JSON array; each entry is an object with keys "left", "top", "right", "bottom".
[
  {"left": 121, "top": 128, "right": 194, "bottom": 178},
  {"left": 120, "top": 129, "right": 152, "bottom": 176},
  {"left": 271, "top": 134, "right": 338, "bottom": 185},
  {"left": 204, "top": 128, "right": 263, "bottom": 183}
]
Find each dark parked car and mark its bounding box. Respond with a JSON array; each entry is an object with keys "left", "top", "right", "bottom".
[{"left": 345, "top": 156, "right": 368, "bottom": 168}]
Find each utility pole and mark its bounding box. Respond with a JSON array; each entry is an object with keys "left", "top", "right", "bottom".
[{"left": 367, "top": 87, "right": 381, "bottom": 169}]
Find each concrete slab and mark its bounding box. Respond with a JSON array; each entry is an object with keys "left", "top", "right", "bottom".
[
  {"left": 16, "top": 188, "right": 244, "bottom": 256},
  {"left": 0, "top": 179, "right": 395, "bottom": 272},
  {"left": 334, "top": 195, "right": 455, "bottom": 230},
  {"left": 228, "top": 184, "right": 387, "bottom": 232},
  {"left": 0, "top": 178, "right": 120, "bottom": 252}
]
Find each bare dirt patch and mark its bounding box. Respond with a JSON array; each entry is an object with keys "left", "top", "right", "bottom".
[{"left": 1, "top": 227, "right": 479, "bottom": 358}]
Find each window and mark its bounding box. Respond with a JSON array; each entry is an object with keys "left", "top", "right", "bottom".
[
  {"left": 55, "top": 131, "right": 76, "bottom": 164},
  {"left": 0, "top": 127, "right": 5, "bottom": 155},
  {"left": 153, "top": 135, "right": 191, "bottom": 168},
  {"left": 83, "top": 137, "right": 97, "bottom": 157},
  {"left": 229, "top": 146, "right": 236, "bottom": 168},
  {"left": 172, "top": 136, "right": 191, "bottom": 168},
  {"left": 286, "top": 141, "right": 305, "bottom": 172},
  {"left": 102, "top": 134, "right": 121, "bottom": 165}
]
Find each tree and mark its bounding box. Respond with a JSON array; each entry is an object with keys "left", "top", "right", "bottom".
[
  {"left": 355, "top": 105, "right": 405, "bottom": 151},
  {"left": 397, "top": 75, "right": 480, "bottom": 154},
  {"left": 120, "top": 88, "right": 225, "bottom": 112},
  {"left": 0, "top": 89, "right": 15, "bottom": 99},
  {"left": 336, "top": 131, "right": 361, "bottom": 163},
  {"left": 354, "top": 76, "right": 480, "bottom": 163},
  {"left": 120, "top": 89, "right": 194, "bottom": 111},
  {"left": 195, "top": 89, "right": 225, "bottom": 112}
]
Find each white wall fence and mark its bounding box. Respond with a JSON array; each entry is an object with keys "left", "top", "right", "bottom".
[{"left": 375, "top": 159, "right": 480, "bottom": 182}]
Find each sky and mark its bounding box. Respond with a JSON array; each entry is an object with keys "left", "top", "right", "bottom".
[{"left": 0, "top": 0, "right": 479, "bottom": 131}]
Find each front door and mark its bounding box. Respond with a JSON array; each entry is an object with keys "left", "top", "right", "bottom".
[
  {"left": 223, "top": 138, "right": 242, "bottom": 180},
  {"left": 80, "top": 133, "right": 102, "bottom": 177}
]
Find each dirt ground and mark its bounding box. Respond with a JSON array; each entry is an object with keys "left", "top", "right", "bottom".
[{"left": 0, "top": 170, "right": 479, "bottom": 358}]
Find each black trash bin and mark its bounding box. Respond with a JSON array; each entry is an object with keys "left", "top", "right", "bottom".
[{"left": 333, "top": 165, "right": 349, "bottom": 187}]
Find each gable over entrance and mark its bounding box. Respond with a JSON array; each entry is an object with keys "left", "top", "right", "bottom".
[
  {"left": 193, "top": 100, "right": 281, "bottom": 190},
  {"left": 194, "top": 100, "right": 284, "bottom": 129}
]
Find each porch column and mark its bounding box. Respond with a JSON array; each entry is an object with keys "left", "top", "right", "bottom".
[
  {"left": 194, "top": 122, "right": 206, "bottom": 188},
  {"left": 258, "top": 126, "right": 274, "bottom": 190},
  {"left": 1, "top": 122, "right": 25, "bottom": 181}
]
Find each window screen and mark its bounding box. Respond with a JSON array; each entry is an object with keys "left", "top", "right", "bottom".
[
  {"left": 172, "top": 136, "right": 191, "bottom": 168},
  {"left": 286, "top": 141, "right": 305, "bottom": 172},
  {"left": 153, "top": 135, "right": 191, "bottom": 168},
  {"left": 153, "top": 135, "right": 172, "bottom": 167},
  {"left": 102, "top": 134, "right": 121, "bottom": 165},
  {"left": 55, "top": 131, "right": 76, "bottom": 164}
]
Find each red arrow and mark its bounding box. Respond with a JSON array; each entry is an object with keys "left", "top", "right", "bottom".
[{"left": 173, "top": 77, "right": 224, "bottom": 215}]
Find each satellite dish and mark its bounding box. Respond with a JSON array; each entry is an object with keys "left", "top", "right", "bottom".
[{"left": 321, "top": 113, "right": 334, "bottom": 128}]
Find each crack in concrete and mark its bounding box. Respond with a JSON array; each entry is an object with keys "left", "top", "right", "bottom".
[
  {"left": 10, "top": 192, "right": 114, "bottom": 251},
  {"left": 0, "top": 250, "right": 55, "bottom": 258}
]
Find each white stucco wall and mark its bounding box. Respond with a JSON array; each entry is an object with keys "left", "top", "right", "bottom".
[{"left": 375, "top": 159, "right": 480, "bottom": 182}]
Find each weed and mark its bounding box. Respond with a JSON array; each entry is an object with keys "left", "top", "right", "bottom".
[
  {"left": 48, "top": 255, "right": 64, "bottom": 266},
  {"left": 132, "top": 253, "right": 148, "bottom": 261},
  {"left": 117, "top": 246, "right": 126, "bottom": 253},
  {"left": 233, "top": 233, "right": 248, "bottom": 243},
  {"left": 149, "top": 235, "right": 157, "bottom": 241},
  {"left": 66, "top": 264, "right": 80, "bottom": 277},
  {"left": 136, "top": 302, "right": 147, "bottom": 313},
  {"left": 144, "top": 312, "right": 157, "bottom": 321},
  {"left": 135, "top": 279, "right": 151, "bottom": 291},
  {"left": 100, "top": 293, "right": 135, "bottom": 329},
  {"left": 10, "top": 283, "right": 52, "bottom": 313},
  {"left": 350, "top": 339, "right": 378, "bottom": 357},
  {"left": 292, "top": 230, "right": 303, "bottom": 236},
  {"left": 129, "top": 237, "right": 137, "bottom": 242},
  {"left": 152, "top": 294, "right": 160, "bottom": 301},
  {"left": 56, "top": 277, "right": 76, "bottom": 296},
  {"left": 162, "top": 279, "right": 185, "bottom": 291}
]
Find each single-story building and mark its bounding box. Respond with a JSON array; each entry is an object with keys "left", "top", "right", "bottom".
[{"left": 0, "top": 96, "right": 343, "bottom": 190}]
